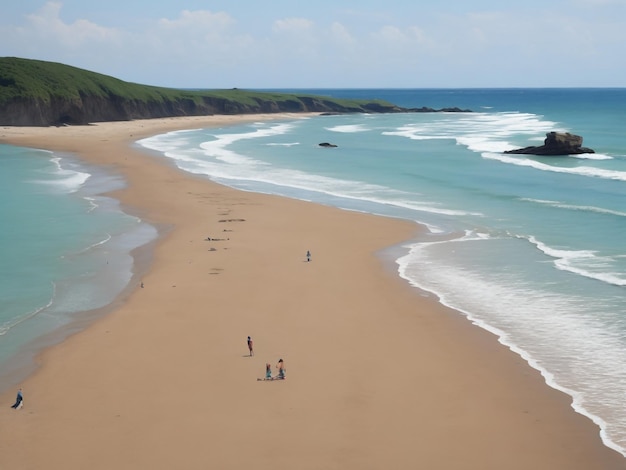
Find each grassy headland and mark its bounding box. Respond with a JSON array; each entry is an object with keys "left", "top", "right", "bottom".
[{"left": 0, "top": 57, "right": 409, "bottom": 126}]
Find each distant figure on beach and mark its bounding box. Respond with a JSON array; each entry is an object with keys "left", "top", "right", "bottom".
[
  {"left": 276, "top": 359, "right": 286, "bottom": 379},
  {"left": 247, "top": 336, "right": 254, "bottom": 356},
  {"left": 257, "top": 363, "right": 273, "bottom": 381},
  {"left": 11, "top": 388, "right": 23, "bottom": 409},
  {"left": 306, "top": 250, "right": 311, "bottom": 262},
  {"left": 140, "top": 282, "right": 144, "bottom": 288}
]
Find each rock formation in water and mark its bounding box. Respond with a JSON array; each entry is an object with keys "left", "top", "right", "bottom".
[{"left": 504, "top": 132, "right": 595, "bottom": 156}]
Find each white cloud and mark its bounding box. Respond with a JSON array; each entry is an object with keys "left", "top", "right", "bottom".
[
  {"left": 1, "top": 2, "right": 624, "bottom": 87},
  {"left": 23, "top": 2, "right": 122, "bottom": 49},
  {"left": 330, "top": 22, "right": 355, "bottom": 47},
  {"left": 150, "top": 9, "right": 240, "bottom": 56},
  {"left": 267, "top": 17, "right": 321, "bottom": 65},
  {"left": 272, "top": 17, "right": 314, "bottom": 34},
  {"left": 372, "top": 25, "right": 407, "bottom": 44},
  {"left": 365, "top": 24, "right": 437, "bottom": 65},
  {"left": 572, "top": 0, "right": 626, "bottom": 5},
  {"left": 157, "top": 9, "right": 234, "bottom": 32}
]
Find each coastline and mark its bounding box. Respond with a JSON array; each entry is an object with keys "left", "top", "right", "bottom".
[
  {"left": 1, "top": 115, "right": 624, "bottom": 469},
  {"left": 0, "top": 149, "right": 160, "bottom": 394}
]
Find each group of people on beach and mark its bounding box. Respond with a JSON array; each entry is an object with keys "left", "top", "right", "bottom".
[
  {"left": 261, "top": 359, "right": 285, "bottom": 381},
  {"left": 248, "top": 336, "right": 286, "bottom": 381},
  {"left": 244, "top": 249, "right": 309, "bottom": 380}
]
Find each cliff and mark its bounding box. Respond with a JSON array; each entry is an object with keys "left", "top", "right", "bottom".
[
  {"left": 0, "top": 92, "right": 396, "bottom": 127},
  {"left": 0, "top": 57, "right": 470, "bottom": 127}
]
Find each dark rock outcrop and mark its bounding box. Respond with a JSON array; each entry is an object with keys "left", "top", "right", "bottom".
[
  {"left": 505, "top": 132, "right": 594, "bottom": 156},
  {"left": 405, "top": 106, "right": 472, "bottom": 113}
]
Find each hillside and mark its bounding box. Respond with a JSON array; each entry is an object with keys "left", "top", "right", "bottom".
[{"left": 0, "top": 58, "right": 412, "bottom": 126}]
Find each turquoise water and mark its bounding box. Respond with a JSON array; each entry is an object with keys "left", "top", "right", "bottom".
[
  {"left": 138, "top": 89, "right": 626, "bottom": 454},
  {"left": 0, "top": 145, "right": 156, "bottom": 381}
]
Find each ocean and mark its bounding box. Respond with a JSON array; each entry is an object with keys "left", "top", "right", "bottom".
[
  {"left": 2, "top": 88, "right": 626, "bottom": 454},
  {"left": 0, "top": 145, "right": 157, "bottom": 380}
]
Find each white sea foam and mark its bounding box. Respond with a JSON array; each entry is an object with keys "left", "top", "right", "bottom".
[
  {"left": 85, "top": 196, "right": 98, "bottom": 213},
  {"left": 521, "top": 198, "right": 626, "bottom": 218},
  {"left": 137, "top": 133, "right": 185, "bottom": 153},
  {"left": 382, "top": 126, "right": 451, "bottom": 140},
  {"left": 528, "top": 234, "right": 597, "bottom": 260},
  {"left": 141, "top": 123, "right": 481, "bottom": 218},
  {"left": 570, "top": 152, "right": 613, "bottom": 160},
  {"left": 397, "top": 237, "right": 626, "bottom": 456},
  {"left": 527, "top": 235, "right": 626, "bottom": 286},
  {"left": 0, "top": 285, "right": 55, "bottom": 336},
  {"left": 482, "top": 152, "right": 626, "bottom": 181},
  {"left": 383, "top": 112, "right": 559, "bottom": 155},
  {"left": 197, "top": 154, "right": 482, "bottom": 217},
  {"left": 72, "top": 233, "right": 113, "bottom": 255},
  {"left": 325, "top": 124, "right": 369, "bottom": 133},
  {"left": 555, "top": 260, "right": 626, "bottom": 286},
  {"left": 456, "top": 135, "right": 514, "bottom": 153},
  {"left": 29, "top": 156, "right": 91, "bottom": 193},
  {"left": 197, "top": 123, "right": 294, "bottom": 165},
  {"left": 217, "top": 163, "right": 477, "bottom": 217}
]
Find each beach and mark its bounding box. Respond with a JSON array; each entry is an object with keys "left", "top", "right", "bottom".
[{"left": 0, "top": 115, "right": 624, "bottom": 469}]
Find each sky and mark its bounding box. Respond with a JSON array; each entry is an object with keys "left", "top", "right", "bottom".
[{"left": 1, "top": 0, "right": 626, "bottom": 89}]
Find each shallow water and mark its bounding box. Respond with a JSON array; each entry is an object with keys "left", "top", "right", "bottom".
[{"left": 0, "top": 144, "right": 157, "bottom": 385}]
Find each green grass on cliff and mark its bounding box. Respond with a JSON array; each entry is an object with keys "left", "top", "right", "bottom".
[
  {"left": 0, "top": 57, "right": 180, "bottom": 102},
  {"left": 0, "top": 57, "right": 393, "bottom": 110}
]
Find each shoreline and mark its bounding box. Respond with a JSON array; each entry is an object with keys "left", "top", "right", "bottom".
[
  {"left": 1, "top": 115, "right": 624, "bottom": 469},
  {"left": 0, "top": 114, "right": 307, "bottom": 393},
  {"left": 0, "top": 148, "right": 161, "bottom": 395}
]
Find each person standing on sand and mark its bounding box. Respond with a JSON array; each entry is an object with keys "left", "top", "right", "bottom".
[
  {"left": 306, "top": 250, "right": 311, "bottom": 262},
  {"left": 247, "top": 336, "right": 254, "bottom": 356},
  {"left": 11, "top": 388, "right": 23, "bottom": 409}
]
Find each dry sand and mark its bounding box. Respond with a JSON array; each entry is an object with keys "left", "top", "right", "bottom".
[{"left": 0, "top": 115, "right": 624, "bottom": 469}]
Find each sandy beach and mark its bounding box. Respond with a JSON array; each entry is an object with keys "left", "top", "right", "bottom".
[{"left": 0, "top": 115, "right": 624, "bottom": 469}]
